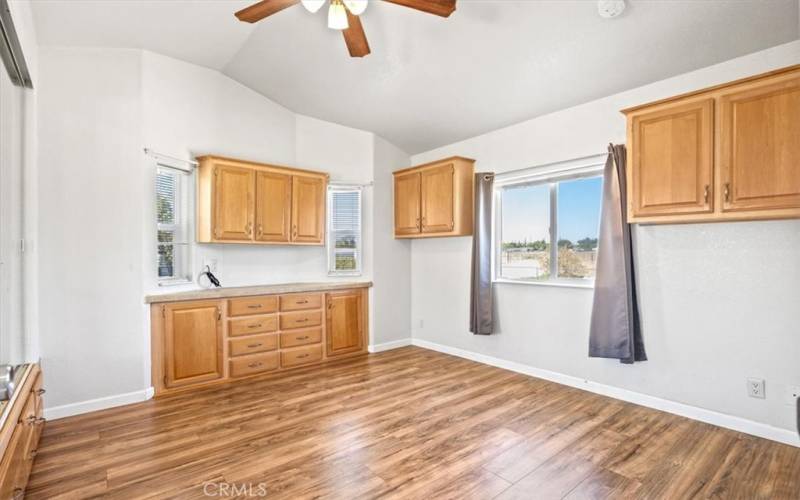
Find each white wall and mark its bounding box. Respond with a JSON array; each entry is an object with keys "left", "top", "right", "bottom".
[
  {"left": 410, "top": 40, "right": 800, "bottom": 434},
  {"left": 38, "top": 49, "right": 405, "bottom": 411},
  {"left": 38, "top": 48, "right": 145, "bottom": 407},
  {"left": 372, "top": 136, "right": 412, "bottom": 346}
]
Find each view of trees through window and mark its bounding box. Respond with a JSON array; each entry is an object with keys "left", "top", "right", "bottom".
[{"left": 500, "top": 175, "right": 602, "bottom": 282}]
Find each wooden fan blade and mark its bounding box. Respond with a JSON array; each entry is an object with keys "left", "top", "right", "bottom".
[
  {"left": 235, "top": 0, "right": 300, "bottom": 23},
  {"left": 382, "top": 0, "right": 456, "bottom": 17},
  {"left": 342, "top": 10, "right": 371, "bottom": 57}
]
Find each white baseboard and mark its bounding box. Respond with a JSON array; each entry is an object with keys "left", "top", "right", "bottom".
[
  {"left": 410, "top": 338, "right": 800, "bottom": 448},
  {"left": 44, "top": 387, "right": 155, "bottom": 421},
  {"left": 368, "top": 338, "right": 413, "bottom": 353}
]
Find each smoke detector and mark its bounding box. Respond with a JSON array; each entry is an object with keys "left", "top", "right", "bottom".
[{"left": 598, "top": 0, "right": 626, "bottom": 19}]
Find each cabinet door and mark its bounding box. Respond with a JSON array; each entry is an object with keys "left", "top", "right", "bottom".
[
  {"left": 164, "top": 301, "right": 223, "bottom": 388},
  {"left": 629, "top": 98, "right": 714, "bottom": 218},
  {"left": 326, "top": 291, "right": 363, "bottom": 357},
  {"left": 420, "top": 163, "right": 455, "bottom": 233},
  {"left": 214, "top": 165, "right": 255, "bottom": 241},
  {"left": 255, "top": 171, "right": 292, "bottom": 242},
  {"left": 291, "top": 175, "right": 325, "bottom": 244},
  {"left": 719, "top": 74, "right": 800, "bottom": 212},
  {"left": 394, "top": 171, "right": 421, "bottom": 235}
]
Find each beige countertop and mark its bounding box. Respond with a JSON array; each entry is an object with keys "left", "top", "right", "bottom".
[{"left": 145, "top": 281, "right": 372, "bottom": 304}]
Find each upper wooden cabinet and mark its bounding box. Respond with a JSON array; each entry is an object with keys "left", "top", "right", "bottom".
[
  {"left": 255, "top": 171, "right": 292, "bottom": 243},
  {"left": 393, "top": 156, "right": 475, "bottom": 238},
  {"left": 197, "top": 156, "right": 328, "bottom": 245},
  {"left": 291, "top": 175, "right": 325, "bottom": 243},
  {"left": 623, "top": 65, "right": 800, "bottom": 224}
]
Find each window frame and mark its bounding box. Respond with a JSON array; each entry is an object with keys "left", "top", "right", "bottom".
[
  {"left": 327, "top": 185, "right": 363, "bottom": 277},
  {"left": 493, "top": 156, "right": 605, "bottom": 288},
  {"left": 155, "top": 162, "right": 194, "bottom": 286}
]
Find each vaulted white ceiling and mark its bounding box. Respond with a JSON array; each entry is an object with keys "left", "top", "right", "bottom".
[{"left": 29, "top": 0, "right": 800, "bottom": 153}]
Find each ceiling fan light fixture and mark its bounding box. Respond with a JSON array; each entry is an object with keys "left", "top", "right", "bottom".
[
  {"left": 328, "top": 0, "right": 349, "bottom": 29},
  {"left": 301, "top": 0, "right": 326, "bottom": 13},
  {"left": 344, "top": 0, "right": 368, "bottom": 16}
]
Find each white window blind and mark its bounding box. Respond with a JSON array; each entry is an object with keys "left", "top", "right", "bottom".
[
  {"left": 157, "top": 165, "right": 191, "bottom": 283},
  {"left": 327, "top": 186, "right": 362, "bottom": 275}
]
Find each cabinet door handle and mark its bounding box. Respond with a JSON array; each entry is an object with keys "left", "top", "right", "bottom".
[
  {"left": 12, "top": 488, "right": 23, "bottom": 500},
  {"left": 29, "top": 449, "right": 38, "bottom": 459},
  {"left": 257, "top": 224, "right": 263, "bottom": 237},
  {"left": 36, "top": 388, "right": 46, "bottom": 396},
  {"left": 247, "top": 343, "right": 263, "bottom": 348},
  {"left": 247, "top": 362, "right": 263, "bottom": 368},
  {"left": 703, "top": 185, "right": 709, "bottom": 204},
  {"left": 292, "top": 224, "right": 298, "bottom": 239},
  {"left": 724, "top": 182, "right": 731, "bottom": 202}
]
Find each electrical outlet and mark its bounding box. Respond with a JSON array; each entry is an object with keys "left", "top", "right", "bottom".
[
  {"left": 747, "top": 378, "right": 766, "bottom": 399},
  {"left": 785, "top": 385, "right": 800, "bottom": 406}
]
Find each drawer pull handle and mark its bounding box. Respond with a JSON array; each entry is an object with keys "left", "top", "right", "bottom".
[
  {"left": 247, "top": 304, "right": 263, "bottom": 309},
  {"left": 296, "top": 318, "right": 309, "bottom": 323},
  {"left": 29, "top": 449, "right": 38, "bottom": 459},
  {"left": 296, "top": 299, "right": 308, "bottom": 304},
  {"left": 297, "top": 336, "right": 309, "bottom": 340},
  {"left": 297, "top": 354, "right": 309, "bottom": 359},
  {"left": 36, "top": 388, "right": 46, "bottom": 396},
  {"left": 248, "top": 362, "right": 263, "bottom": 368},
  {"left": 12, "top": 488, "right": 23, "bottom": 499},
  {"left": 248, "top": 324, "right": 262, "bottom": 329},
  {"left": 247, "top": 343, "right": 263, "bottom": 348}
]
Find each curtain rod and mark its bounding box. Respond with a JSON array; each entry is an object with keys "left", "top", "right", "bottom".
[
  {"left": 494, "top": 152, "right": 608, "bottom": 185},
  {"left": 144, "top": 148, "right": 198, "bottom": 169}
]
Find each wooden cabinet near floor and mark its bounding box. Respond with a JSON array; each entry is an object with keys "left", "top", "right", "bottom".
[
  {"left": 393, "top": 156, "right": 475, "bottom": 238},
  {"left": 197, "top": 155, "right": 328, "bottom": 245},
  {"left": 326, "top": 290, "right": 365, "bottom": 357},
  {"left": 162, "top": 300, "right": 223, "bottom": 389},
  {"left": 623, "top": 65, "right": 800, "bottom": 224},
  {"left": 149, "top": 284, "right": 370, "bottom": 396},
  {"left": 0, "top": 364, "right": 45, "bottom": 499}
]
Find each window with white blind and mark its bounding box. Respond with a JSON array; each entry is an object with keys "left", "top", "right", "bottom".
[
  {"left": 327, "top": 186, "right": 362, "bottom": 276},
  {"left": 156, "top": 165, "right": 192, "bottom": 284}
]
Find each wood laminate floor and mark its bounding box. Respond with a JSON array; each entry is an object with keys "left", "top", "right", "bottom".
[{"left": 28, "top": 347, "right": 800, "bottom": 499}]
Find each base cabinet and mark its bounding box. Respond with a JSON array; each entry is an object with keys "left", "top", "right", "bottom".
[
  {"left": 151, "top": 286, "right": 370, "bottom": 396},
  {"left": 326, "top": 290, "right": 364, "bottom": 357},
  {"left": 0, "top": 364, "right": 45, "bottom": 499}
]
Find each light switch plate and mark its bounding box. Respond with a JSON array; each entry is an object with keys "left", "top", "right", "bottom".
[{"left": 747, "top": 378, "right": 766, "bottom": 399}]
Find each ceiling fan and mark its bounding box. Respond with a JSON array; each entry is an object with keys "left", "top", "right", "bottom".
[{"left": 235, "top": 0, "right": 457, "bottom": 58}]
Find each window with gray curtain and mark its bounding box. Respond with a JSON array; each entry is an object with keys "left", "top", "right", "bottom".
[{"left": 495, "top": 169, "right": 604, "bottom": 285}]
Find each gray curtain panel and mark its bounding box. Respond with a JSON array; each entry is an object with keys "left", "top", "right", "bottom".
[
  {"left": 470, "top": 172, "right": 494, "bottom": 335},
  {"left": 589, "top": 144, "right": 646, "bottom": 363}
]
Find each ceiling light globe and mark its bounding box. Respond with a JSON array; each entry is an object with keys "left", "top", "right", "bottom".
[
  {"left": 344, "top": 0, "right": 368, "bottom": 16},
  {"left": 301, "top": 0, "right": 326, "bottom": 13},
  {"left": 328, "top": 0, "right": 349, "bottom": 29}
]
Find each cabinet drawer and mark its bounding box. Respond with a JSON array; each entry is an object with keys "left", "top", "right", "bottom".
[
  {"left": 280, "top": 310, "right": 322, "bottom": 330},
  {"left": 228, "top": 296, "right": 278, "bottom": 317},
  {"left": 228, "top": 315, "right": 278, "bottom": 337},
  {"left": 229, "top": 352, "right": 279, "bottom": 378},
  {"left": 280, "top": 293, "right": 322, "bottom": 312},
  {"left": 280, "top": 327, "right": 322, "bottom": 349},
  {"left": 229, "top": 334, "right": 278, "bottom": 357},
  {"left": 281, "top": 345, "right": 323, "bottom": 368}
]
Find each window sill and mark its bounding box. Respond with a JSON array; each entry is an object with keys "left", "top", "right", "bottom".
[
  {"left": 328, "top": 272, "right": 362, "bottom": 277},
  {"left": 158, "top": 278, "right": 193, "bottom": 287},
  {"left": 493, "top": 278, "right": 594, "bottom": 289}
]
